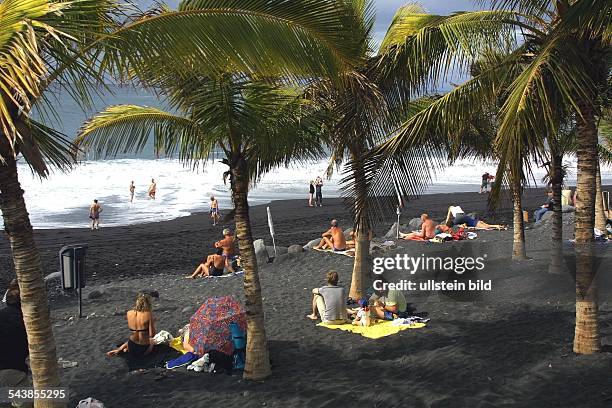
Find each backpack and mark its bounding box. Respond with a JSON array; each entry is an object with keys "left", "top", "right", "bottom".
[{"left": 230, "top": 322, "right": 246, "bottom": 370}]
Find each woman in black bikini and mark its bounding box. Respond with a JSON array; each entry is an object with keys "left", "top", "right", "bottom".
[
  {"left": 107, "top": 293, "right": 156, "bottom": 358},
  {"left": 186, "top": 248, "right": 225, "bottom": 278}
]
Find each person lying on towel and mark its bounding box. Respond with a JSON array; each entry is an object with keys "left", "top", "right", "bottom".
[
  {"left": 313, "top": 219, "right": 347, "bottom": 251},
  {"left": 444, "top": 205, "right": 506, "bottom": 230},
  {"left": 371, "top": 286, "right": 408, "bottom": 321},
  {"left": 399, "top": 213, "right": 437, "bottom": 241},
  {"left": 307, "top": 271, "right": 348, "bottom": 324}
]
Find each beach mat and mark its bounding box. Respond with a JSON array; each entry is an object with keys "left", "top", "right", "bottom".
[
  {"left": 312, "top": 248, "right": 355, "bottom": 257},
  {"left": 317, "top": 319, "right": 426, "bottom": 339},
  {"left": 119, "top": 344, "right": 181, "bottom": 371}
]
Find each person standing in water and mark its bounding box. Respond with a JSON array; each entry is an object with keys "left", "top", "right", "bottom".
[
  {"left": 315, "top": 176, "right": 323, "bottom": 207},
  {"left": 210, "top": 196, "right": 220, "bottom": 226},
  {"left": 148, "top": 178, "right": 157, "bottom": 199},
  {"left": 129, "top": 181, "right": 135, "bottom": 202},
  {"left": 89, "top": 199, "right": 102, "bottom": 230}
]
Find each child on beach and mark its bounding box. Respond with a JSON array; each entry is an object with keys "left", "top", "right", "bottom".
[{"left": 351, "top": 298, "right": 371, "bottom": 327}]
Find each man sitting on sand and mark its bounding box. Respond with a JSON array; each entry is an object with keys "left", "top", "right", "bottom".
[
  {"left": 400, "top": 213, "right": 437, "bottom": 240},
  {"left": 307, "top": 271, "right": 347, "bottom": 324},
  {"left": 534, "top": 190, "right": 554, "bottom": 222},
  {"left": 187, "top": 248, "right": 225, "bottom": 278},
  {"left": 314, "top": 219, "right": 347, "bottom": 251},
  {"left": 215, "top": 228, "right": 236, "bottom": 272},
  {"left": 370, "top": 285, "right": 408, "bottom": 321}
]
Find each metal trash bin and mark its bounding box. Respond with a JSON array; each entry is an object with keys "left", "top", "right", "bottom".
[{"left": 59, "top": 244, "right": 88, "bottom": 317}]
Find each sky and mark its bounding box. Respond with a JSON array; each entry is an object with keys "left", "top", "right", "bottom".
[
  {"left": 138, "top": 0, "right": 482, "bottom": 44},
  {"left": 372, "top": 1, "right": 480, "bottom": 44}
]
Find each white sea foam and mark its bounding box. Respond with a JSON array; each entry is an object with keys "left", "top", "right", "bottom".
[{"left": 5, "top": 156, "right": 611, "bottom": 229}]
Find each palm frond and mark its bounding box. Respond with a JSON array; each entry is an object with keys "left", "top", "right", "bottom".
[
  {"left": 15, "top": 117, "right": 76, "bottom": 176},
  {"left": 376, "top": 9, "right": 529, "bottom": 95},
  {"left": 98, "top": 0, "right": 369, "bottom": 85},
  {"left": 76, "top": 105, "right": 213, "bottom": 164},
  {"left": 0, "top": 0, "right": 51, "bottom": 141}
]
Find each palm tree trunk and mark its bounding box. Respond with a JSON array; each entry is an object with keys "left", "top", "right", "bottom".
[
  {"left": 510, "top": 172, "right": 526, "bottom": 260},
  {"left": 0, "top": 152, "right": 61, "bottom": 406},
  {"left": 349, "top": 152, "right": 370, "bottom": 300},
  {"left": 573, "top": 101, "right": 599, "bottom": 354},
  {"left": 230, "top": 154, "right": 272, "bottom": 380},
  {"left": 549, "top": 154, "right": 563, "bottom": 273},
  {"left": 594, "top": 162, "right": 606, "bottom": 232}
]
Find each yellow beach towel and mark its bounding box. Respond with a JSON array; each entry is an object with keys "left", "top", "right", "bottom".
[
  {"left": 317, "top": 319, "right": 426, "bottom": 339},
  {"left": 169, "top": 337, "right": 187, "bottom": 354}
]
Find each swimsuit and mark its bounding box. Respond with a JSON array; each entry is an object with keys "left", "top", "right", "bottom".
[
  {"left": 209, "top": 266, "right": 224, "bottom": 276},
  {"left": 127, "top": 325, "right": 150, "bottom": 358},
  {"left": 210, "top": 207, "right": 218, "bottom": 214},
  {"left": 127, "top": 339, "right": 150, "bottom": 358}
]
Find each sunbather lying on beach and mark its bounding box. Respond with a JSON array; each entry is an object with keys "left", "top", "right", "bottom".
[
  {"left": 187, "top": 248, "right": 225, "bottom": 278},
  {"left": 400, "top": 214, "right": 437, "bottom": 240},
  {"left": 444, "top": 206, "right": 506, "bottom": 230},
  {"left": 107, "top": 293, "right": 156, "bottom": 358},
  {"left": 314, "top": 219, "right": 347, "bottom": 251}
]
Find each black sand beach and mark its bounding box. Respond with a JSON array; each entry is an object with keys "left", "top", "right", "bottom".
[{"left": 1, "top": 188, "right": 612, "bottom": 407}]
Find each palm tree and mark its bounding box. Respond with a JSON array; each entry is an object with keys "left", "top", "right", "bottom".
[
  {"left": 76, "top": 75, "right": 328, "bottom": 380},
  {"left": 313, "top": 3, "right": 447, "bottom": 300},
  {"left": 0, "top": 0, "right": 121, "bottom": 395},
  {"left": 349, "top": 0, "right": 610, "bottom": 354},
  {"left": 0, "top": 0, "right": 374, "bottom": 391}
]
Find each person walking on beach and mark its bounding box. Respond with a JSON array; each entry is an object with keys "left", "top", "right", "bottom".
[
  {"left": 315, "top": 176, "right": 323, "bottom": 207},
  {"left": 129, "top": 181, "right": 135, "bottom": 202},
  {"left": 210, "top": 196, "right": 220, "bottom": 225},
  {"left": 308, "top": 180, "right": 315, "bottom": 207},
  {"left": 89, "top": 199, "right": 102, "bottom": 230},
  {"left": 148, "top": 178, "right": 157, "bottom": 199}
]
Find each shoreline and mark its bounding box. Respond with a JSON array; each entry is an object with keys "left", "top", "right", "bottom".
[{"left": 0, "top": 185, "right": 590, "bottom": 288}]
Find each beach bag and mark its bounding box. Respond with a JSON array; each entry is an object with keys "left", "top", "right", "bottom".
[
  {"left": 207, "top": 350, "right": 234, "bottom": 373},
  {"left": 76, "top": 397, "right": 105, "bottom": 408},
  {"left": 230, "top": 322, "right": 246, "bottom": 370},
  {"left": 452, "top": 227, "right": 467, "bottom": 241}
]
